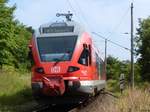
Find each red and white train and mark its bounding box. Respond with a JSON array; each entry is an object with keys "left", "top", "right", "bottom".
[{"left": 29, "top": 13, "right": 106, "bottom": 105}]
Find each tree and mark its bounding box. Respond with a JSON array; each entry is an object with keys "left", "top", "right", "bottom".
[
  {"left": 0, "top": 0, "right": 16, "bottom": 67},
  {"left": 12, "top": 22, "right": 32, "bottom": 69},
  {"left": 136, "top": 17, "right": 150, "bottom": 82},
  {"left": 106, "top": 55, "right": 141, "bottom": 84},
  {"left": 0, "top": 0, "right": 32, "bottom": 69},
  {"left": 106, "top": 55, "right": 130, "bottom": 80}
]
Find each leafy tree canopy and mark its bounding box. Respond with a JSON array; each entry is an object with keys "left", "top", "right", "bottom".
[
  {"left": 0, "top": 0, "right": 32, "bottom": 69},
  {"left": 106, "top": 55, "right": 141, "bottom": 83},
  {"left": 136, "top": 17, "right": 150, "bottom": 82}
]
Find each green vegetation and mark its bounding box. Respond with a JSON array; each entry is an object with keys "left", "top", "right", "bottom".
[
  {"left": 107, "top": 55, "right": 130, "bottom": 80},
  {"left": 0, "top": 66, "right": 33, "bottom": 112},
  {"left": 0, "top": 1, "right": 33, "bottom": 111},
  {"left": 0, "top": 0, "right": 32, "bottom": 70},
  {"left": 107, "top": 55, "right": 141, "bottom": 83},
  {"left": 0, "top": 0, "right": 150, "bottom": 112},
  {"left": 106, "top": 55, "right": 142, "bottom": 94},
  {"left": 79, "top": 88, "right": 150, "bottom": 112},
  {"left": 115, "top": 88, "right": 150, "bottom": 112},
  {"left": 106, "top": 17, "right": 150, "bottom": 93},
  {"left": 136, "top": 18, "right": 150, "bottom": 82}
]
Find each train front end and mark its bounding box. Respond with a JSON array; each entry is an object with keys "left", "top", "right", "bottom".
[
  {"left": 30, "top": 21, "right": 87, "bottom": 102},
  {"left": 30, "top": 19, "right": 106, "bottom": 105}
]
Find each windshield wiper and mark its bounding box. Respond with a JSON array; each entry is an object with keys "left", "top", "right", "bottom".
[{"left": 53, "top": 51, "right": 70, "bottom": 66}]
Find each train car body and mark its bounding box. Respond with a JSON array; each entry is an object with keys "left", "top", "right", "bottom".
[{"left": 29, "top": 18, "right": 106, "bottom": 105}]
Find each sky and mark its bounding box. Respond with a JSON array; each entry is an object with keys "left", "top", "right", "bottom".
[{"left": 8, "top": 0, "right": 150, "bottom": 60}]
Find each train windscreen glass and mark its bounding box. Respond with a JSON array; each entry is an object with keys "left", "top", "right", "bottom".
[{"left": 37, "top": 36, "right": 77, "bottom": 62}]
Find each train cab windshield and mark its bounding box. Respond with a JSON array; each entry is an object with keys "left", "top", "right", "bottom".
[{"left": 37, "top": 36, "right": 77, "bottom": 62}]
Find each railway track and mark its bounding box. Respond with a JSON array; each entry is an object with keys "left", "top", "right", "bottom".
[
  {"left": 101, "top": 90, "right": 119, "bottom": 99},
  {"left": 31, "top": 104, "right": 50, "bottom": 112},
  {"left": 31, "top": 90, "right": 118, "bottom": 112},
  {"left": 73, "top": 90, "right": 118, "bottom": 112},
  {"left": 31, "top": 104, "right": 76, "bottom": 112}
]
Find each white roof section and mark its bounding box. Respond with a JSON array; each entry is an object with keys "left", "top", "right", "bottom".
[{"left": 34, "top": 20, "right": 86, "bottom": 38}]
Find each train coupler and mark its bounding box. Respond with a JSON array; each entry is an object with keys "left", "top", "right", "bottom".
[{"left": 42, "top": 76, "right": 65, "bottom": 96}]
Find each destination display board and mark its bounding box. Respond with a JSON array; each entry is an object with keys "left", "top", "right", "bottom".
[{"left": 42, "top": 26, "right": 74, "bottom": 33}]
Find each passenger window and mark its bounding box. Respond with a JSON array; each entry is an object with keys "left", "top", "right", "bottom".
[
  {"left": 95, "top": 53, "right": 104, "bottom": 76},
  {"left": 100, "top": 59, "right": 104, "bottom": 76},
  {"left": 78, "top": 44, "right": 89, "bottom": 66},
  {"left": 96, "top": 54, "right": 100, "bottom": 75}
]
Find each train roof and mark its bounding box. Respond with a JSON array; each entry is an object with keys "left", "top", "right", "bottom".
[
  {"left": 34, "top": 21, "right": 86, "bottom": 38},
  {"left": 33, "top": 19, "right": 104, "bottom": 61}
]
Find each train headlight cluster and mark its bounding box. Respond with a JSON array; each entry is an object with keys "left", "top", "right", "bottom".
[
  {"left": 35, "top": 67, "right": 45, "bottom": 74},
  {"left": 67, "top": 66, "right": 80, "bottom": 73}
]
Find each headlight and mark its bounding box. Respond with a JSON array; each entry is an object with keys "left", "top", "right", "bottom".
[
  {"left": 67, "top": 66, "right": 80, "bottom": 72},
  {"left": 35, "top": 67, "right": 45, "bottom": 74}
]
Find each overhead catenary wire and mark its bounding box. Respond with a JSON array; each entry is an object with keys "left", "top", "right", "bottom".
[
  {"left": 92, "top": 32, "right": 131, "bottom": 52},
  {"left": 72, "top": 0, "right": 93, "bottom": 31},
  {"left": 65, "top": 0, "right": 132, "bottom": 54},
  {"left": 130, "top": 0, "right": 134, "bottom": 3},
  {"left": 65, "top": 0, "right": 103, "bottom": 56},
  {"left": 66, "top": 0, "right": 83, "bottom": 24},
  {"left": 70, "top": 0, "right": 132, "bottom": 47},
  {"left": 107, "top": 6, "right": 130, "bottom": 38},
  {"left": 66, "top": 0, "right": 131, "bottom": 39}
]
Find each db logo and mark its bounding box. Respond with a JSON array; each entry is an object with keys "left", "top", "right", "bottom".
[{"left": 51, "top": 66, "right": 61, "bottom": 73}]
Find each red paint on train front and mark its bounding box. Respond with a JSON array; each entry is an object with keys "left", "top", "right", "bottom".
[{"left": 29, "top": 20, "right": 106, "bottom": 101}]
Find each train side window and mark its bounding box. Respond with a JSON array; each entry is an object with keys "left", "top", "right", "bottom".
[
  {"left": 96, "top": 53, "right": 105, "bottom": 76},
  {"left": 88, "top": 45, "right": 92, "bottom": 65},
  {"left": 100, "top": 59, "right": 104, "bottom": 76},
  {"left": 78, "top": 44, "right": 89, "bottom": 66},
  {"left": 96, "top": 54, "right": 100, "bottom": 75}
]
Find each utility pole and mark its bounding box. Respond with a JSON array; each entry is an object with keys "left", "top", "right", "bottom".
[
  {"left": 105, "top": 39, "right": 107, "bottom": 74},
  {"left": 131, "top": 3, "right": 134, "bottom": 89}
]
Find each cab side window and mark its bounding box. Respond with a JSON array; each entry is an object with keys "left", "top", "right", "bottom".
[
  {"left": 78, "top": 48, "right": 88, "bottom": 66},
  {"left": 78, "top": 44, "right": 90, "bottom": 66}
]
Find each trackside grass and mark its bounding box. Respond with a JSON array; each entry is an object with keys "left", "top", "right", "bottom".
[
  {"left": 74, "top": 88, "right": 150, "bottom": 112},
  {"left": 0, "top": 67, "right": 33, "bottom": 111},
  {"left": 106, "top": 80, "right": 150, "bottom": 112},
  {"left": 0, "top": 67, "right": 150, "bottom": 112},
  {"left": 115, "top": 88, "right": 150, "bottom": 112}
]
